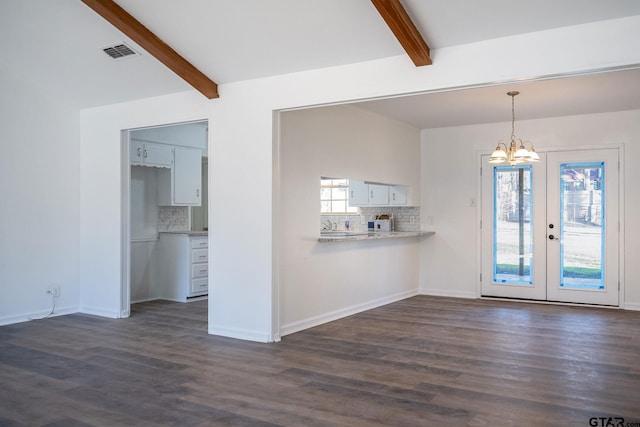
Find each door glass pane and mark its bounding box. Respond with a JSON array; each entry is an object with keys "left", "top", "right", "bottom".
[
  {"left": 560, "top": 162, "right": 604, "bottom": 289},
  {"left": 494, "top": 165, "right": 533, "bottom": 284}
]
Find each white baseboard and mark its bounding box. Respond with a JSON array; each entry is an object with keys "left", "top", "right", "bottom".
[
  {"left": 0, "top": 305, "right": 78, "bottom": 326},
  {"left": 208, "top": 324, "right": 273, "bottom": 343},
  {"left": 280, "top": 288, "right": 419, "bottom": 338},
  {"left": 419, "top": 288, "right": 477, "bottom": 299},
  {"left": 79, "top": 305, "right": 120, "bottom": 319},
  {"left": 623, "top": 302, "right": 640, "bottom": 311},
  {"left": 130, "top": 296, "right": 160, "bottom": 304}
]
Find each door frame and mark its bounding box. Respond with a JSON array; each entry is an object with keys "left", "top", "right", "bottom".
[
  {"left": 119, "top": 118, "right": 210, "bottom": 318},
  {"left": 476, "top": 143, "right": 626, "bottom": 308}
]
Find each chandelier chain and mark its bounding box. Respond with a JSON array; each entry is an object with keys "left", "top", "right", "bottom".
[{"left": 511, "top": 93, "right": 516, "bottom": 141}]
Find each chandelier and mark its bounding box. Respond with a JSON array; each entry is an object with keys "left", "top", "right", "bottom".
[{"left": 489, "top": 91, "right": 540, "bottom": 165}]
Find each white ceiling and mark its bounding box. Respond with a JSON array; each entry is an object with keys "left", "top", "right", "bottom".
[
  {"left": 352, "top": 68, "right": 640, "bottom": 129},
  {"left": 1, "top": 0, "right": 640, "bottom": 127}
]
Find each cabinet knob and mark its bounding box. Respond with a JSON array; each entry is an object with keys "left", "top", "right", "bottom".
[
  {"left": 196, "top": 189, "right": 200, "bottom": 197},
  {"left": 137, "top": 147, "right": 141, "bottom": 157},
  {"left": 144, "top": 149, "right": 148, "bottom": 158}
]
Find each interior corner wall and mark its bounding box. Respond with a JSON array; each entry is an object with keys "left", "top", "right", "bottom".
[
  {"left": 278, "top": 105, "right": 421, "bottom": 335},
  {"left": 0, "top": 66, "right": 81, "bottom": 324},
  {"left": 419, "top": 110, "right": 640, "bottom": 308}
]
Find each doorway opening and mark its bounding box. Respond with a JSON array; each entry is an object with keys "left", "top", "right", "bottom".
[{"left": 121, "top": 120, "right": 209, "bottom": 317}]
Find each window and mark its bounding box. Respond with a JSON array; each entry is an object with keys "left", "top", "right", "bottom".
[
  {"left": 493, "top": 165, "right": 533, "bottom": 285},
  {"left": 320, "top": 178, "right": 358, "bottom": 214}
]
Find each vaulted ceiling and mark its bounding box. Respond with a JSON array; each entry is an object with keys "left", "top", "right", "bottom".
[{"left": 1, "top": 0, "right": 640, "bottom": 126}]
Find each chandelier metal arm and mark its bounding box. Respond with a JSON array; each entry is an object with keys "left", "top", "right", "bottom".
[{"left": 489, "top": 91, "right": 540, "bottom": 166}]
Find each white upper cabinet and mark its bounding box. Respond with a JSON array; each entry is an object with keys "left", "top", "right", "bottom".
[
  {"left": 130, "top": 140, "right": 144, "bottom": 163},
  {"left": 389, "top": 185, "right": 407, "bottom": 205},
  {"left": 158, "top": 147, "right": 202, "bottom": 206},
  {"left": 173, "top": 147, "right": 202, "bottom": 205},
  {"left": 368, "top": 184, "right": 389, "bottom": 206},
  {"left": 130, "top": 140, "right": 173, "bottom": 168},
  {"left": 349, "top": 180, "right": 410, "bottom": 207},
  {"left": 348, "top": 180, "right": 369, "bottom": 206}
]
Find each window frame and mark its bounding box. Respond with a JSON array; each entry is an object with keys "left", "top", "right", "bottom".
[{"left": 320, "top": 178, "right": 359, "bottom": 215}]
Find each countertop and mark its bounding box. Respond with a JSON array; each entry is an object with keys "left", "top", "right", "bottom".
[
  {"left": 159, "top": 231, "right": 208, "bottom": 236},
  {"left": 318, "top": 230, "right": 434, "bottom": 243}
]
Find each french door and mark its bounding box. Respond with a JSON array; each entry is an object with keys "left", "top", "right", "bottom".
[{"left": 481, "top": 149, "right": 619, "bottom": 306}]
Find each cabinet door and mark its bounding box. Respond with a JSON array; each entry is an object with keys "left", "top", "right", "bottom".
[
  {"left": 348, "top": 180, "right": 369, "bottom": 206},
  {"left": 369, "top": 184, "right": 389, "bottom": 205},
  {"left": 144, "top": 143, "right": 173, "bottom": 167},
  {"left": 173, "top": 147, "right": 202, "bottom": 205},
  {"left": 389, "top": 185, "right": 407, "bottom": 205},
  {"left": 130, "top": 140, "right": 144, "bottom": 164}
]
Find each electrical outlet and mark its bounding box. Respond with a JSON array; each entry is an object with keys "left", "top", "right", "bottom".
[{"left": 47, "top": 286, "right": 60, "bottom": 298}]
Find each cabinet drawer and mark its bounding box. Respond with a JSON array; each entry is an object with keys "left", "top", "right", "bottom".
[
  {"left": 191, "top": 237, "right": 208, "bottom": 249},
  {"left": 191, "top": 278, "right": 208, "bottom": 294},
  {"left": 192, "top": 248, "right": 208, "bottom": 263},
  {"left": 192, "top": 263, "right": 209, "bottom": 278}
]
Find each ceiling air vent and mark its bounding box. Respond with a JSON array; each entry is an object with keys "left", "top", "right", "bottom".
[{"left": 102, "top": 42, "right": 140, "bottom": 60}]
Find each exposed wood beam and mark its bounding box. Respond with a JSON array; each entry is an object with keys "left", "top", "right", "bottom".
[
  {"left": 80, "top": 0, "right": 219, "bottom": 99},
  {"left": 371, "top": 0, "right": 432, "bottom": 66}
]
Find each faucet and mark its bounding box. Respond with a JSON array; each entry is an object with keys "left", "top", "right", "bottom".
[{"left": 321, "top": 219, "right": 335, "bottom": 231}]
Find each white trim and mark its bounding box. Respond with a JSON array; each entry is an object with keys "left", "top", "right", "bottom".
[
  {"left": 120, "top": 130, "right": 132, "bottom": 319},
  {"left": 623, "top": 302, "right": 640, "bottom": 311},
  {"left": 130, "top": 296, "right": 160, "bottom": 304},
  {"left": 419, "top": 288, "right": 477, "bottom": 299},
  {"left": 480, "top": 296, "right": 621, "bottom": 310},
  {"left": 280, "top": 289, "right": 419, "bottom": 337},
  {"left": 208, "top": 325, "right": 273, "bottom": 343},
  {"left": 0, "top": 306, "right": 78, "bottom": 326},
  {"left": 272, "top": 111, "right": 282, "bottom": 343},
  {"left": 618, "top": 143, "right": 626, "bottom": 309},
  {"left": 79, "top": 305, "right": 120, "bottom": 319},
  {"left": 476, "top": 150, "right": 485, "bottom": 298}
]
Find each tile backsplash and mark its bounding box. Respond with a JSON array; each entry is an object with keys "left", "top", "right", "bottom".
[
  {"left": 158, "top": 206, "right": 190, "bottom": 232},
  {"left": 321, "top": 206, "right": 421, "bottom": 232}
]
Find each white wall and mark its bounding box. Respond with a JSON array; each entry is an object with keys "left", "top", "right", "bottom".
[
  {"left": 0, "top": 67, "right": 81, "bottom": 324},
  {"left": 74, "top": 16, "right": 640, "bottom": 341},
  {"left": 279, "top": 105, "right": 421, "bottom": 335},
  {"left": 419, "top": 110, "right": 640, "bottom": 308}
]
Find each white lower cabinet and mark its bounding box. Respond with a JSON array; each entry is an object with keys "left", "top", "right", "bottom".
[{"left": 157, "top": 233, "right": 208, "bottom": 302}]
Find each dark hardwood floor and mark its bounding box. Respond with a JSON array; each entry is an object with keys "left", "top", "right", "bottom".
[{"left": 1, "top": 296, "right": 639, "bottom": 426}]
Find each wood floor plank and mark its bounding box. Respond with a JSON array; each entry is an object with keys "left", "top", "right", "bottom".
[{"left": 1, "top": 296, "right": 640, "bottom": 426}]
